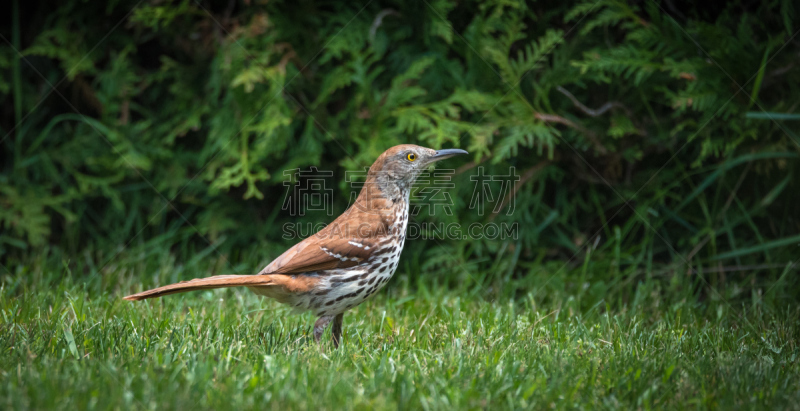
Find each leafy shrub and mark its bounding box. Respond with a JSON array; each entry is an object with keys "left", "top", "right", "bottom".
[{"left": 1, "top": 0, "right": 798, "bottom": 300}]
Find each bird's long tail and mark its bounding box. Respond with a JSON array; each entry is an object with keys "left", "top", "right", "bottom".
[{"left": 123, "top": 275, "right": 274, "bottom": 301}]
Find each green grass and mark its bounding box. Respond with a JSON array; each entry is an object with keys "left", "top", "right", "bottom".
[{"left": 1, "top": 253, "right": 799, "bottom": 410}]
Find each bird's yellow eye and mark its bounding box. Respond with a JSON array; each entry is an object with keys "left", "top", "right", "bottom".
[{"left": 407, "top": 153, "right": 416, "bottom": 162}]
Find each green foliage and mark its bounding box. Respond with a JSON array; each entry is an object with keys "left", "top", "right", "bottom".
[{"left": 1, "top": 0, "right": 799, "bottom": 300}]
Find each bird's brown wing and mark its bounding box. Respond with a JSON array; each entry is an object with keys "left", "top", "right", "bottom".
[{"left": 258, "top": 209, "right": 388, "bottom": 275}]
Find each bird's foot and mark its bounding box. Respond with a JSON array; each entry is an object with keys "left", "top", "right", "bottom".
[{"left": 314, "top": 313, "right": 344, "bottom": 349}]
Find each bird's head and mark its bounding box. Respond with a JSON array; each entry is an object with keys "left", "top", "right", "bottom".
[{"left": 367, "top": 144, "right": 468, "bottom": 197}]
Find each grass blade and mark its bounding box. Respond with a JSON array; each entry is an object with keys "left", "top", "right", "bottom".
[{"left": 712, "top": 234, "right": 800, "bottom": 261}]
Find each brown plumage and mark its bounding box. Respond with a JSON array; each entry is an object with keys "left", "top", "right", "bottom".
[{"left": 124, "top": 144, "right": 468, "bottom": 348}]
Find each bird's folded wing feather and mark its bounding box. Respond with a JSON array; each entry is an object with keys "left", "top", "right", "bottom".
[{"left": 259, "top": 212, "right": 388, "bottom": 275}]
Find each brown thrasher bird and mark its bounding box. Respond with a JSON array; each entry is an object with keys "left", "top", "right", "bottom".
[{"left": 124, "top": 144, "right": 467, "bottom": 348}]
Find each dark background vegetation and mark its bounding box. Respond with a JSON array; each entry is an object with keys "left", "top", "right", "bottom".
[{"left": 1, "top": 0, "right": 799, "bottom": 305}]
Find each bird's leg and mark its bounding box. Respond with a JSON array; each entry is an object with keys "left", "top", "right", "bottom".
[
  {"left": 331, "top": 313, "right": 344, "bottom": 348},
  {"left": 314, "top": 315, "right": 333, "bottom": 344}
]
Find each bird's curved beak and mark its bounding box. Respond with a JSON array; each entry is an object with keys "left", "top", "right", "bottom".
[{"left": 431, "top": 148, "right": 468, "bottom": 162}]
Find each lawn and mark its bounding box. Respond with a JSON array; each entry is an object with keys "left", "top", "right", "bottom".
[{"left": 1, "top": 253, "right": 798, "bottom": 410}]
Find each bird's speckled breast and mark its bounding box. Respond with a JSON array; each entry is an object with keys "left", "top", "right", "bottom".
[{"left": 281, "top": 198, "right": 409, "bottom": 317}]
